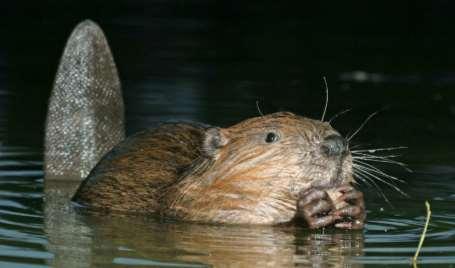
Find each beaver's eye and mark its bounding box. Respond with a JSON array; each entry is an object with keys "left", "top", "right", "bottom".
[{"left": 265, "top": 132, "right": 279, "bottom": 143}]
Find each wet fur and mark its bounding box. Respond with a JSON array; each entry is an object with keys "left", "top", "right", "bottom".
[{"left": 73, "top": 123, "right": 207, "bottom": 212}]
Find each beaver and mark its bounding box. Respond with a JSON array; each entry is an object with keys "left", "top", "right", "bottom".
[{"left": 44, "top": 20, "right": 365, "bottom": 229}]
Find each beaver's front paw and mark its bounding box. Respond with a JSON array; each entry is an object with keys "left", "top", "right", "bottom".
[
  {"left": 296, "top": 188, "right": 340, "bottom": 229},
  {"left": 329, "top": 185, "right": 365, "bottom": 230},
  {"left": 296, "top": 186, "right": 365, "bottom": 230}
]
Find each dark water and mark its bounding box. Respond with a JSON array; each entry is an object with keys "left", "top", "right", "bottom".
[{"left": 1, "top": 1, "right": 455, "bottom": 267}]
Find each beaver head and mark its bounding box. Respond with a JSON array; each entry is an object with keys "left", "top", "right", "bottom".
[{"left": 164, "top": 112, "right": 353, "bottom": 224}]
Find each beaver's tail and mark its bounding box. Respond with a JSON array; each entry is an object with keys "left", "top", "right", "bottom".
[{"left": 44, "top": 20, "right": 125, "bottom": 181}]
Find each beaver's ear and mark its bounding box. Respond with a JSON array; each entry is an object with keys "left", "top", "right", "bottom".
[{"left": 203, "top": 127, "right": 229, "bottom": 158}]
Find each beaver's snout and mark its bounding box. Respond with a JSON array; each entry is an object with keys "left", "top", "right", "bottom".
[{"left": 321, "top": 135, "right": 347, "bottom": 157}]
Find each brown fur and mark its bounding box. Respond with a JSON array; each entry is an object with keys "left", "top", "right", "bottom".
[{"left": 73, "top": 112, "right": 353, "bottom": 224}]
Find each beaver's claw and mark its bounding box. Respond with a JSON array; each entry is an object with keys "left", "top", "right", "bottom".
[{"left": 296, "top": 186, "right": 365, "bottom": 230}]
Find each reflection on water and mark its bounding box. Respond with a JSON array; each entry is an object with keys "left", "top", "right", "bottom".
[{"left": 43, "top": 180, "right": 364, "bottom": 267}]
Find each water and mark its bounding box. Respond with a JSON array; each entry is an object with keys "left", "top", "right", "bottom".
[{"left": 2, "top": 1, "right": 455, "bottom": 267}]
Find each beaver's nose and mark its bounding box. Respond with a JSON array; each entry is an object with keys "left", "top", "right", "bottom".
[{"left": 321, "top": 135, "right": 347, "bottom": 157}]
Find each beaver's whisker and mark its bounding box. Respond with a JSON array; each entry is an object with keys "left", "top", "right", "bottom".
[
  {"left": 347, "top": 111, "right": 379, "bottom": 141},
  {"left": 353, "top": 158, "right": 406, "bottom": 177},
  {"left": 352, "top": 152, "right": 408, "bottom": 166},
  {"left": 354, "top": 166, "right": 393, "bottom": 205},
  {"left": 352, "top": 153, "right": 402, "bottom": 162},
  {"left": 352, "top": 151, "right": 402, "bottom": 159},
  {"left": 351, "top": 146, "right": 407, "bottom": 153},
  {"left": 353, "top": 170, "right": 372, "bottom": 187},
  {"left": 355, "top": 158, "right": 412, "bottom": 173},
  {"left": 348, "top": 142, "right": 375, "bottom": 149},
  {"left": 353, "top": 160, "right": 405, "bottom": 183},
  {"left": 328, "top": 108, "right": 352, "bottom": 124},
  {"left": 353, "top": 168, "right": 392, "bottom": 206},
  {"left": 353, "top": 155, "right": 411, "bottom": 171},
  {"left": 353, "top": 154, "right": 398, "bottom": 162},
  {"left": 320, "top": 76, "right": 329, "bottom": 122},
  {"left": 353, "top": 163, "right": 408, "bottom": 197},
  {"left": 354, "top": 170, "right": 401, "bottom": 208},
  {"left": 348, "top": 143, "right": 369, "bottom": 150},
  {"left": 357, "top": 170, "right": 405, "bottom": 194},
  {"left": 255, "top": 100, "right": 264, "bottom": 116}
]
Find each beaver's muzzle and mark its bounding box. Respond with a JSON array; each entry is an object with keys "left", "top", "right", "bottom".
[{"left": 321, "top": 135, "right": 347, "bottom": 157}]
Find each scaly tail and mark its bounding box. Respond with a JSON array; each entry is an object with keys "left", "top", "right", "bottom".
[{"left": 44, "top": 20, "right": 125, "bottom": 180}]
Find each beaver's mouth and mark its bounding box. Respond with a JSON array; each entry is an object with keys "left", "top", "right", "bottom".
[
  {"left": 310, "top": 156, "right": 349, "bottom": 189},
  {"left": 331, "top": 162, "right": 345, "bottom": 186},
  {"left": 311, "top": 173, "right": 343, "bottom": 189}
]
